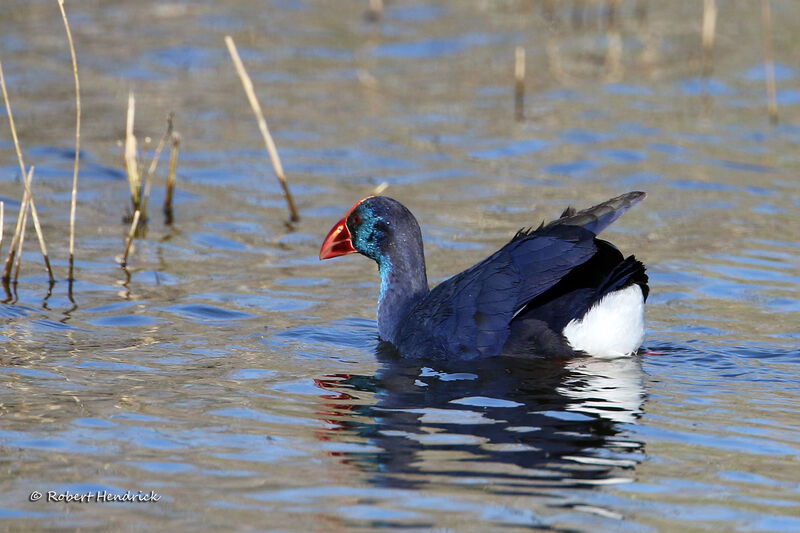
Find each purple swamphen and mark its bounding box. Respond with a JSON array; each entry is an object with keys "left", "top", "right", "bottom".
[{"left": 320, "top": 192, "right": 649, "bottom": 359}]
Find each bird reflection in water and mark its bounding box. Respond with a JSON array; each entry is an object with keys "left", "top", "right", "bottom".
[{"left": 314, "top": 345, "right": 646, "bottom": 496}]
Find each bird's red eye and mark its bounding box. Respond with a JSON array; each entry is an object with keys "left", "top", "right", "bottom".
[{"left": 352, "top": 213, "right": 362, "bottom": 225}]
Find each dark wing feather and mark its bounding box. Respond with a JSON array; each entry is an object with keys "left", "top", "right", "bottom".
[
  {"left": 559, "top": 206, "right": 577, "bottom": 218},
  {"left": 396, "top": 225, "right": 597, "bottom": 359},
  {"left": 544, "top": 191, "right": 646, "bottom": 235},
  {"left": 508, "top": 192, "right": 645, "bottom": 244}
]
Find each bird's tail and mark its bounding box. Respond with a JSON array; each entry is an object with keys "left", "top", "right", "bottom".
[
  {"left": 595, "top": 254, "right": 649, "bottom": 302},
  {"left": 547, "top": 191, "right": 647, "bottom": 235}
]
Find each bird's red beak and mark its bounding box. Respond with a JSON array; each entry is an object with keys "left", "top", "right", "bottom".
[
  {"left": 319, "top": 196, "right": 374, "bottom": 260},
  {"left": 319, "top": 216, "right": 355, "bottom": 259}
]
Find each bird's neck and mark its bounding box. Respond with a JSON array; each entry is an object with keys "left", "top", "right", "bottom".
[{"left": 376, "top": 243, "right": 428, "bottom": 343}]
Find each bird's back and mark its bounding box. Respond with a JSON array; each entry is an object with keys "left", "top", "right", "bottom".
[{"left": 393, "top": 192, "right": 648, "bottom": 359}]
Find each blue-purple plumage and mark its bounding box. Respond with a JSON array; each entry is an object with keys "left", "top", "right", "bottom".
[
  {"left": 395, "top": 225, "right": 600, "bottom": 358},
  {"left": 320, "top": 192, "right": 649, "bottom": 359}
]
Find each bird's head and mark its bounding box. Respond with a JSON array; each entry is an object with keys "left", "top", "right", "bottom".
[{"left": 319, "top": 196, "right": 418, "bottom": 265}]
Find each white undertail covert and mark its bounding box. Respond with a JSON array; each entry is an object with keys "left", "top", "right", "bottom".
[{"left": 562, "top": 284, "right": 645, "bottom": 358}]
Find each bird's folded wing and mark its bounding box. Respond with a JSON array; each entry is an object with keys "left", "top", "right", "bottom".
[{"left": 400, "top": 225, "right": 597, "bottom": 358}]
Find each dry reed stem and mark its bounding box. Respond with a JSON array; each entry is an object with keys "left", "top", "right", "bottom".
[
  {"left": 3, "top": 189, "right": 27, "bottom": 282},
  {"left": 141, "top": 115, "right": 174, "bottom": 220},
  {"left": 164, "top": 132, "right": 181, "bottom": 223},
  {"left": 514, "top": 46, "right": 525, "bottom": 121},
  {"left": 58, "top": 0, "right": 81, "bottom": 279},
  {"left": 124, "top": 92, "right": 141, "bottom": 209},
  {"left": 4, "top": 167, "right": 33, "bottom": 282},
  {"left": 14, "top": 219, "right": 28, "bottom": 283},
  {"left": 14, "top": 166, "right": 33, "bottom": 283},
  {"left": 372, "top": 182, "right": 388, "bottom": 195},
  {"left": 145, "top": 116, "right": 173, "bottom": 177},
  {"left": 24, "top": 179, "right": 54, "bottom": 281},
  {"left": 14, "top": 186, "right": 30, "bottom": 283},
  {"left": 606, "top": 0, "right": 621, "bottom": 29},
  {"left": 761, "top": 0, "right": 778, "bottom": 124},
  {"left": 366, "top": 0, "right": 384, "bottom": 21},
  {"left": 224, "top": 35, "right": 299, "bottom": 222},
  {"left": 121, "top": 210, "right": 141, "bottom": 267},
  {"left": 0, "top": 61, "right": 54, "bottom": 281},
  {"left": 702, "top": 0, "right": 717, "bottom": 77}
]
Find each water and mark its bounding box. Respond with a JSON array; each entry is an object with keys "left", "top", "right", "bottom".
[{"left": 1, "top": 1, "right": 799, "bottom": 531}]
